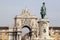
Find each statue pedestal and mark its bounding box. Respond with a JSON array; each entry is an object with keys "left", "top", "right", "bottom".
[
  {"left": 39, "top": 19, "right": 49, "bottom": 38},
  {"left": 38, "top": 19, "right": 54, "bottom": 40}
]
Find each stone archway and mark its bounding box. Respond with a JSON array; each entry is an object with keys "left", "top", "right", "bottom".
[
  {"left": 14, "top": 8, "right": 38, "bottom": 40},
  {"left": 21, "top": 25, "right": 32, "bottom": 40},
  {"left": 22, "top": 26, "right": 32, "bottom": 35}
]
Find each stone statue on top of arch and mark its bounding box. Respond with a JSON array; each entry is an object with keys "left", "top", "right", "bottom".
[{"left": 40, "top": 2, "right": 46, "bottom": 19}]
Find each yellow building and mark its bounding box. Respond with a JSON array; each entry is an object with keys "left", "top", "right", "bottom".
[
  {"left": 0, "top": 27, "right": 8, "bottom": 40},
  {"left": 0, "top": 26, "right": 60, "bottom": 40}
]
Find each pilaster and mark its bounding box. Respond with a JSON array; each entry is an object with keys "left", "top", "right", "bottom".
[{"left": 9, "top": 33, "right": 13, "bottom": 40}]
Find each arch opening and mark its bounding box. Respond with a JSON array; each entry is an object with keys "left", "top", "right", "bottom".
[{"left": 22, "top": 26, "right": 32, "bottom": 37}]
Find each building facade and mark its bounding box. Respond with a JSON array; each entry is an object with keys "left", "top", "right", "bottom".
[
  {"left": 0, "top": 27, "right": 8, "bottom": 40},
  {"left": 0, "top": 2, "right": 60, "bottom": 40},
  {"left": 0, "top": 8, "right": 60, "bottom": 40}
]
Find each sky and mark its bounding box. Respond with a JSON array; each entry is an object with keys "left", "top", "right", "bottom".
[{"left": 0, "top": 0, "right": 60, "bottom": 27}]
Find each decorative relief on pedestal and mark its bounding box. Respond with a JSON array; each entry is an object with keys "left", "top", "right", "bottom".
[
  {"left": 43, "top": 26, "right": 46, "bottom": 33},
  {"left": 43, "top": 28, "right": 46, "bottom": 33},
  {"left": 42, "top": 23, "right": 47, "bottom": 33}
]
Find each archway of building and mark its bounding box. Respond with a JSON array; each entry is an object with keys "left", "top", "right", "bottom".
[{"left": 22, "top": 25, "right": 32, "bottom": 37}]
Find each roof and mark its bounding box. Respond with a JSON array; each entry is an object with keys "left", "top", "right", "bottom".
[
  {"left": 49, "top": 27, "right": 60, "bottom": 30},
  {"left": 0, "top": 26, "right": 9, "bottom": 30}
]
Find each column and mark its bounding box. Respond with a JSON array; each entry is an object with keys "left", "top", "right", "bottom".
[
  {"left": 19, "top": 34, "right": 21, "bottom": 40},
  {"left": 9, "top": 33, "right": 13, "bottom": 40},
  {"left": 31, "top": 28, "right": 36, "bottom": 40},
  {"left": 55, "top": 32, "right": 59, "bottom": 40},
  {"left": 2, "top": 32, "right": 4, "bottom": 40},
  {"left": 17, "top": 31, "right": 21, "bottom": 40},
  {"left": 17, "top": 34, "right": 18, "bottom": 40}
]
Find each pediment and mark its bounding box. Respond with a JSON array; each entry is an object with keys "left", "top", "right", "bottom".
[{"left": 15, "top": 8, "right": 37, "bottom": 19}]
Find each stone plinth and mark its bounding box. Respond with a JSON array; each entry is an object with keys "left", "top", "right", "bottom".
[
  {"left": 38, "top": 19, "right": 54, "bottom": 40},
  {"left": 39, "top": 19, "right": 49, "bottom": 38}
]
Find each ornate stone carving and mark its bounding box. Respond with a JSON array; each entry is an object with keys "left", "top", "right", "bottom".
[{"left": 21, "top": 19, "right": 31, "bottom": 27}]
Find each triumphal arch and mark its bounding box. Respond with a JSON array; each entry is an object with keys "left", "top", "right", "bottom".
[
  {"left": 14, "top": 8, "right": 39, "bottom": 40},
  {"left": 8, "top": 2, "right": 55, "bottom": 40}
]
